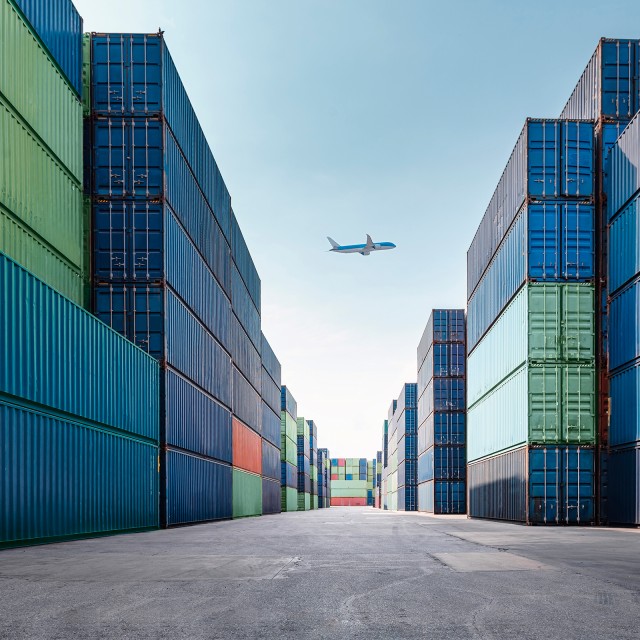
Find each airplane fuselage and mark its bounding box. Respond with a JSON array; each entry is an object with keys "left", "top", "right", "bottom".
[{"left": 327, "top": 235, "right": 396, "bottom": 256}]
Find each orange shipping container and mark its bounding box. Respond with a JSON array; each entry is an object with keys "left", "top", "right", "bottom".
[
  {"left": 331, "top": 497, "right": 367, "bottom": 507},
  {"left": 232, "top": 418, "right": 261, "bottom": 475}
]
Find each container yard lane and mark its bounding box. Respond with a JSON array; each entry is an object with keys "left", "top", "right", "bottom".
[{"left": 1, "top": 508, "right": 639, "bottom": 640}]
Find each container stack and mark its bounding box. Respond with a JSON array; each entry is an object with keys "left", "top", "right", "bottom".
[
  {"left": 297, "top": 418, "right": 311, "bottom": 510},
  {"left": 467, "top": 119, "right": 597, "bottom": 524},
  {"left": 417, "top": 310, "right": 466, "bottom": 514},
  {"left": 375, "top": 451, "right": 383, "bottom": 508},
  {"left": 86, "top": 32, "right": 269, "bottom": 525},
  {"left": 390, "top": 385, "right": 418, "bottom": 511},
  {"left": 560, "top": 38, "right": 640, "bottom": 523},
  {"left": 606, "top": 112, "right": 640, "bottom": 525},
  {"left": 367, "top": 459, "right": 376, "bottom": 506},
  {"left": 0, "top": 0, "right": 85, "bottom": 306},
  {"left": 280, "top": 386, "right": 298, "bottom": 512},
  {"left": 309, "top": 420, "right": 318, "bottom": 509},
  {"left": 317, "top": 448, "right": 331, "bottom": 508},
  {"left": 329, "top": 458, "right": 375, "bottom": 506},
  {"left": 1, "top": 1, "right": 161, "bottom": 547},
  {"left": 381, "top": 422, "right": 389, "bottom": 509},
  {"left": 385, "top": 402, "right": 398, "bottom": 510},
  {"left": 260, "top": 335, "right": 282, "bottom": 515}
]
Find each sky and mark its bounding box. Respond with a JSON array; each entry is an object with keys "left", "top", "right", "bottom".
[{"left": 76, "top": 0, "right": 640, "bottom": 458}]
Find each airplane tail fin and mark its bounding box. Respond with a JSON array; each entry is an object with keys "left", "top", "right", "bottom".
[{"left": 327, "top": 237, "right": 339, "bottom": 250}]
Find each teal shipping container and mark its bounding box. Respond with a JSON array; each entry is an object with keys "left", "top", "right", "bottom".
[{"left": 0, "top": 252, "right": 160, "bottom": 546}]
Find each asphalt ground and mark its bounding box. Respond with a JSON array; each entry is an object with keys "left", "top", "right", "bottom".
[{"left": 1, "top": 508, "right": 639, "bottom": 639}]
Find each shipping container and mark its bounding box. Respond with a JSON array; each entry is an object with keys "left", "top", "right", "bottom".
[
  {"left": 11, "top": 0, "right": 83, "bottom": 96},
  {"left": 417, "top": 446, "right": 466, "bottom": 482},
  {"left": 607, "top": 110, "right": 640, "bottom": 217},
  {"left": 417, "top": 480, "right": 466, "bottom": 514},
  {"left": 281, "top": 461, "right": 297, "bottom": 489},
  {"left": 297, "top": 493, "right": 311, "bottom": 511},
  {"left": 467, "top": 445, "right": 595, "bottom": 524},
  {"left": 608, "top": 194, "right": 640, "bottom": 295},
  {"left": 0, "top": 252, "right": 159, "bottom": 439},
  {"left": 609, "top": 362, "right": 640, "bottom": 448},
  {"left": 467, "top": 120, "right": 595, "bottom": 302},
  {"left": 608, "top": 445, "right": 640, "bottom": 525},
  {"left": 560, "top": 39, "right": 640, "bottom": 123},
  {"left": 261, "top": 333, "right": 281, "bottom": 388},
  {"left": 281, "top": 386, "right": 297, "bottom": 420},
  {"left": 164, "top": 450, "right": 232, "bottom": 525},
  {"left": 262, "top": 478, "right": 281, "bottom": 515},
  {"left": 261, "top": 439, "right": 280, "bottom": 482},
  {"left": 0, "top": 398, "right": 158, "bottom": 547},
  {"left": 232, "top": 418, "right": 261, "bottom": 476},
  {"left": 331, "top": 498, "right": 367, "bottom": 507},
  {"left": 261, "top": 402, "right": 280, "bottom": 448},
  {"left": 232, "top": 469, "right": 262, "bottom": 518},
  {"left": 281, "top": 487, "right": 298, "bottom": 512}
]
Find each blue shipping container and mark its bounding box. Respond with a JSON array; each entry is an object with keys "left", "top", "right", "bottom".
[
  {"left": 262, "top": 478, "right": 281, "bottom": 515},
  {"left": 261, "top": 333, "right": 282, "bottom": 387},
  {"left": 164, "top": 449, "right": 232, "bottom": 525},
  {"left": 12, "top": 0, "right": 83, "bottom": 96},
  {"left": 262, "top": 401, "right": 281, "bottom": 448},
  {"left": 281, "top": 386, "right": 297, "bottom": 421},
  {"left": 262, "top": 439, "right": 280, "bottom": 481},
  {"left": 468, "top": 120, "right": 595, "bottom": 301},
  {"left": 608, "top": 278, "right": 640, "bottom": 373},
  {"left": 281, "top": 461, "right": 297, "bottom": 489},
  {"left": 1, "top": 399, "right": 158, "bottom": 546},
  {"left": 608, "top": 445, "right": 640, "bottom": 525},
  {"left": 609, "top": 362, "right": 640, "bottom": 448},
  {"left": 608, "top": 194, "right": 640, "bottom": 295}
]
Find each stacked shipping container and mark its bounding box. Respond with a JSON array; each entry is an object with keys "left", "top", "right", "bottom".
[
  {"left": 280, "top": 386, "right": 298, "bottom": 512},
  {"left": 0, "top": 0, "right": 85, "bottom": 304},
  {"left": 560, "top": 39, "right": 640, "bottom": 523},
  {"left": 389, "top": 385, "right": 418, "bottom": 511},
  {"left": 466, "top": 119, "right": 597, "bottom": 524},
  {"left": 417, "top": 310, "right": 466, "bottom": 514},
  {"left": 297, "top": 418, "right": 311, "bottom": 510},
  {"left": 309, "top": 420, "right": 318, "bottom": 509},
  {"left": 317, "top": 448, "right": 331, "bottom": 508},
  {"left": 606, "top": 112, "right": 640, "bottom": 525},
  {"left": 375, "top": 451, "right": 382, "bottom": 508},
  {"left": 330, "top": 458, "right": 376, "bottom": 506},
  {"left": 1, "top": 1, "right": 162, "bottom": 547}
]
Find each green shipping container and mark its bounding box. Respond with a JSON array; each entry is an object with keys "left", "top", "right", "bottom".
[
  {"left": 297, "top": 417, "right": 310, "bottom": 439},
  {"left": 297, "top": 492, "right": 310, "bottom": 511},
  {"left": 310, "top": 464, "right": 317, "bottom": 482},
  {"left": 332, "top": 488, "right": 368, "bottom": 498},
  {"left": 281, "top": 411, "right": 297, "bottom": 443},
  {"left": 1, "top": 0, "right": 83, "bottom": 179},
  {"left": 232, "top": 469, "right": 262, "bottom": 518},
  {"left": 312, "top": 495, "right": 318, "bottom": 509},
  {"left": 280, "top": 434, "right": 297, "bottom": 465},
  {"left": 281, "top": 487, "right": 298, "bottom": 512},
  {"left": 331, "top": 480, "right": 368, "bottom": 490}
]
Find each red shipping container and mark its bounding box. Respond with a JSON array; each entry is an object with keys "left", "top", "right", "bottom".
[
  {"left": 331, "top": 474, "right": 338, "bottom": 480},
  {"left": 330, "top": 497, "right": 367, "bottom": 507},
  {"left": 232, "top": 417, "right": 261, "bottom": 475},
  {"left": 338, "top": 459, "right": 346, "bottom": 466}
]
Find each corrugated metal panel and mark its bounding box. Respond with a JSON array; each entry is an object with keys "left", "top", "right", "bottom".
[
  {"left": 1, "top": 0, "right": 82, "bottom": 177},
  {"left": 261, "top": 478, "right": 280, "bottom": 515},
  {"left": 608, "top": 445, "right": 640, "bottom": 524},
  {"left": 165, "top": 370, "right": 232, "bottom": 463},
  {"left": 261, "top": 401, "right": 280, "bottom": 448},
  {"left": 421, "top": 378, "right": 465, "bottom": 416},
  {"left": 231, "top": 210, "right": 261, "bottom": 313},
  {"left": 0, "top": 96, "right": 83, "bottom": 266},
  {"left": 231, "top": 265, "right": 260, "bottom": 351},
  {"left": 232, "top": 469, "right": 262, "bottom": 518},
  {"left": 261, "top": 439, "right": 280, "bottom": 481},
  {"left": 0, "top": 252, "right": 159, "bottom": 439},
  {"left": 468, "top": 120, "right": 595, "bottom": 301},
  {"left": 298, "top": 491, "right": 311, "bottom": 511},
  {"left": 609, "top": 278, "right": 640, "bottom": 372},
  {"left": 607, "top": 110, "right": 640, "bottom": 217},
  {"left": 261, "top": 368, "right": 280, "bottom": 417},
  {"left": 417, "top": 309, "right": 465, "bottom": 368},
  {"left": 560, "top": 39, "right": 640, "bottom": 122},
  {"left": 418, "top": 480, "right": 466, "bottom": 514},
  {"left": 167, "top": 291, "right": 232, "bottom": 407},
  {"left": 164, "top": 449, "right": 232, "bottom": 526},
  {"left": 260, "top": 333, "right": 281, "bottom": 387},
  {"left": 232, "top": 366, "right": 261, "bottom": 433},
  {"left": 609, "top": 363, "right": 640, "bottom": 447},
  {"left": 90, "top": 33, "right": 231, "bottom": 241},
  {"left": 280, "top": 434, "right": 296, "bottom": 465},
  {"left": 281, "top": 461, "right": 297, "bottom": 489},
  {"left": 281, "top": 411, "right": 297, "bottom": 444},
  {"left": 11, "top": 0, "right": 83, "bottom": 96},
  {"left": 417, "top": 446, "right": 465, "bottom": 483},
  {"left": 232, "top": 417, "right": 261, "bottom": 475},
  {"left": 608, "top": 194, "right": 640, "bottom": 295},
  {"left": 229, "top": 316, "right": 260, "bottom": 393},
  {"left": 0, "top": 398, "right": 158, "bottom": 546}
]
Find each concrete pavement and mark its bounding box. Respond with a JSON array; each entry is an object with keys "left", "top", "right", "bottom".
[{"left": 1, "top": 508, "right": 639, "bottom": 639}]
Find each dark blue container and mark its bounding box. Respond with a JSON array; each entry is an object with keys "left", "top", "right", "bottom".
[
  {"left": 230, "top": 318, "right": 261, "bottom": 395},
  {"left": 262, "top": 478, "right": 281, "bottom": 515},
  {"left": 418, "top": 446, "right": 466, "bottom": 483},
  {"left": 164, "top": 449, "right": 232, "bottom": 525},
  {"left": 280, "top": 386, "right": 297, "bottom": 421},
  {"left": 298, "top": 473, "right": 311, "bottom": 494},
  {"left": 297, "top": 434, "right": 310, "bottom": 459},
  {"left": 608, "top": 195, "right": 640, "bottom": 296},
  {"left": 12, "top": 0, "right": 83, "bottom": 96},
  {"left": 261, "top": 334, "right": 281, "bottom": 387},
  {"left": 261, "top": 402, "right": 281, "bottom": 448},
  {"left": 232, "top": 366, "right": 261, "bottom": 434},
  {"left": 281, "top": 461, "right": 297, "bottom": 489},
  {"left": 435, "top": 481, "right": 466, "bottom": 514},
  {"left": 165, "top": 370, "right": 232, "bottom": 463},
  {"left": 608, "top": 445, "right": 640, "bottom": 525},
  {"left": 231, "top": 266, "right": 261, "bottom": 351},
  {"left": 608, "top": 278, "right": 640, "bottom": 373},
  {"left": 297, "top": 456, "right": 310, "bottom": 476},
  {"left": 90, "top": 33, "right": 232, "bottom": 241},
  {"left": 261, "top": 368, "right": 281, "bottom": 417},
  {"left": 261, "top": 440, "right": 280, "bottom": 481},
  {"left": 345, "top": 473, "right": 353, "bottom": 480},
  {"left": 609, "top": 362, "right": 640, "bottom": 447},
  {"left": 231, "top": 211, "right": 261, "bottom": 314}
]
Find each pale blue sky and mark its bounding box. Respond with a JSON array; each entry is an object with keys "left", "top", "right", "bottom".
[{"left": 76, "top": 0, "right": 640, "bottom": 457}]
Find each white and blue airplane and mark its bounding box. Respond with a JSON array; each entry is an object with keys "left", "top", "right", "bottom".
[{"left": 327, "top": 234, "right": 396, "bottom": 256}]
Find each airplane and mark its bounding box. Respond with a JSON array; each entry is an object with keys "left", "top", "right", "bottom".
[{"left": 327, "top": 235, "right": 397, "bottom": 256}]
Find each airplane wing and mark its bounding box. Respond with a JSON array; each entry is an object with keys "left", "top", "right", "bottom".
[{"left": 365, "top": 234, "right": 375, "bottom": 251}]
